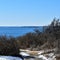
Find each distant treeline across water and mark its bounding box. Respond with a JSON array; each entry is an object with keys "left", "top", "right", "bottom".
[{"left": 0, "top": 26, "right": 43, "bottom": 37}]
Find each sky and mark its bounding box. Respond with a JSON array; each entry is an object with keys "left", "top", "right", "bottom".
[{"left": 0, "top": 0, "right": 60, "bottom": 26}]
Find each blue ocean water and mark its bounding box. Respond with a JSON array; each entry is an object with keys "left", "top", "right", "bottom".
[{"left": 0, "top": 26, "right": 43, "bottom": 37}]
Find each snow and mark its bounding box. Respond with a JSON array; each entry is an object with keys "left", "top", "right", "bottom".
[
  {"left": 0, "top": 52, "right": 56, "bottom": 60},
  {"left": 38, "top": 50, "right": 44, "bottom": 55},
  {"left": 36, "top": 53, "right": 56, "bottom": 60},
  {"left": 19, "top": 52, "right": 30, "bottom": 56},
  {"left": 38, "top": 55, "right": 48, "bottom": 60},
  {"left": 0, "top": 56, "right": 22, "bottom": 60}
]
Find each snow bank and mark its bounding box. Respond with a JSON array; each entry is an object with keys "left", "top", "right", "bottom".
[{"left": 0, "top": 56, "right": 22, "bottom": 60}]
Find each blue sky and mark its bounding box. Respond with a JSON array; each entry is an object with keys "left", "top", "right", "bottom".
[{"left": 0, "top": 0, "right": 60, "bottom": 26}]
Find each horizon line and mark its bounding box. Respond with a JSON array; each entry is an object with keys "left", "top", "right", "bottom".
[{"left": 0, "top": 25, "right": 48, "bottom": 27}]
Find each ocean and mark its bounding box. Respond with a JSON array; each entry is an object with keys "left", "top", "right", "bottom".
[{"left": 0, "top": 26, "right": 43, "bottom": 37}]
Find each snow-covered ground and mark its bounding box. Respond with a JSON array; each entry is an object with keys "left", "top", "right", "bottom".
[
  {"left": 0, "top": 52, "right": 56, "bottom": 60},
  {"left": 0, "top": 56, "right": 22, "bottom": 60},
  {"left": 20, "top": 52, "right": 30, "bottom": 56},
  {"left": 0, "top": 55, "right": 56, "bottom": 60}
]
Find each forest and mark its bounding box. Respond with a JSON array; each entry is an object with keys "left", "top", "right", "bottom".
[{"left": 0, "top": 18, "right": 60, "bottom": 55}]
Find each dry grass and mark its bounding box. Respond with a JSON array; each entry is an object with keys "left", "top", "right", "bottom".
[{"left": 24, "top": 58, "right": 42, "bottom": 60}]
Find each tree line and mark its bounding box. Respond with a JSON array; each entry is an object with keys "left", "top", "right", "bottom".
[{"left": 0, "top": 18, "right": 60, "bottom": 55}]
